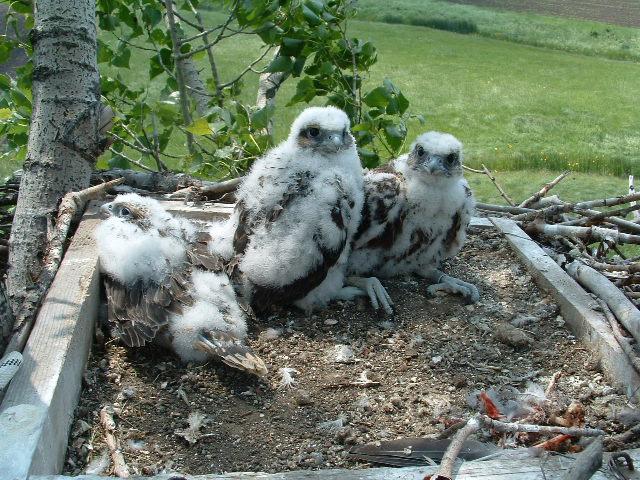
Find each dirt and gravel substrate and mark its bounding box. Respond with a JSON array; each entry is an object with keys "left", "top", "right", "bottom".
[{"left": 65, "top": 228, "right": 635, "bottom": 476}]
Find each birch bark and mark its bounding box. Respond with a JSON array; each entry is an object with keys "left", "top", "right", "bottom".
[{"left": 6, "top": 0, "right": 102, "bottom": 323}]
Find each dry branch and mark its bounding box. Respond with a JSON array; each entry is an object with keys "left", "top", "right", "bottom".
[
  {"left": 566, "top": 261, "right": 640, "bottom": 345},
  {"left": 596, "top": 298, "right": 640, "bottom": 374},
  {"left": 4, "top": 178, "right": 123, "bottom": 354},
  {"left": 100, "top": 405, "right": 130, "bottom": 478},
  {"left": 427, "top": 414, "right": 604, "bottom": 480},
  {"left": 475, "top": 202, "right": 533, "bottom": 215},
  {"left": 481, "top": 164, "right": 515, "bottom": 206},
  {"left": 519, "top": 171, "right": 570, "bottom": 208},
  {"left": 574, "top": 192, "right": 640, "bottom": 210},
  {"left": 527, "top": 222, "right": 640, "bottom": 245}
]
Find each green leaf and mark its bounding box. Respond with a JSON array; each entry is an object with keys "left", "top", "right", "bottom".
[
  {"left": 384, "top": 123, "right": 406, "bottom": 151},
  {"left": 186, "top": 118, "right": 213, "bottom": 136},
  {"left": 302, "top": 5, "right": 321, "bottom": 26},
  {"left": 287, "top": 76, "right": 316, "bottom": 105},
  {"left": 0, "top": 108, "right": 12, "bottom": 120},
  {"left": 396, "top": 92, "right": 409, "bottom": 115},
  {"left": 363, "top": 86, "right": 390, "bottom": 108},
  {"left": 108, "top": 153, "right": 130, "bottom": 169},
  {"left": 142, "top": 6, "right": 162, "bottom": 27},
  {"left": 305, "top": 0, "right": 325, "bottom": 14},
  {"left": 97, "top": 39, "right": 114, "bottom": 64},
  {"left": 265, "top": 55, "right": 293, "bottom": 73},
  {"left": 250, "top": 105, "right": 275, "bottom": 130},
  {"left": 281, "top": 37, "right": 305, "bottom": 57},
  {"left": 112, "top": 47, "right": 131, "bottom": 68},
  {"left": 10, "top": 1, "right": 31, "bottom": 14}
]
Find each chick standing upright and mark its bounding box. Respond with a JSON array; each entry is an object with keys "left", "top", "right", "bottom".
[
  {"left": 95, "top": 193, "right": 267, "bottom": 376},
  {"left": 210, "top": 106, "right": 393, "bottom": 314}
]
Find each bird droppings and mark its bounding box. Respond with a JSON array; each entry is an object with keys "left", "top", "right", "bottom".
[{"left": 66, "top": 229, "right": 633, "bottom": 475}]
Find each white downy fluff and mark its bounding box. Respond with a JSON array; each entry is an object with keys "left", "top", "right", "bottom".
[
  {"left": 168, "top": 270, "right": 248, "bottom": 363},
  {"left": 348, "top": 131, "right": 475, "bottom": 278},
  {"left": 211, "top": 106, "right": 365, "bottom": 311},
  {"left": 95, "top": 193, "right": 251, "bottom": 364}
]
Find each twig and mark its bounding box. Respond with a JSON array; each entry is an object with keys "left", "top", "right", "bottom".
[
  {"left": 519, "top": 171, "right": 570, "bottom": 208},
  {"left": 475, "top": 202, "right": 534, "bottom": 215},
  {"left": 630, "top": 175, "right": 640, "bottom": 221},
  {"left": 610, "top": 422, "right": 640, "bottom": 444},
  {"left": 166, "top": 176, "right": 243, "bottom": 200},
  {"left": 426, "top": 414, "right": 604, "bottom": 480},
  {"left": 163, "top": 0, "right": 194, "bottom": 154},
  {"left": 596, "top": 298, "right": 640, "bottom": 374},
  {"left": 545, "top": 371, "right": 562, "bottom": 398},
  {"left": 108, "top": 148, "right": 155, "bottom": 173},
  {"left": 427, "top": 417, "right": 481, "bottom": 480},
  {"left": 100, "top": 405, "right": 130, "bottom": 478},
  {"left": 481, "top": 164, "right": 515, "bottom": 206},
  {"left": 566, "top": 260, "right": 640, "bottom": 344},
  {"left": 5, "top": 178, "right": 124, "bottom": 354},
  {"left": 462, "top": 165, "right": 484, "bottom": 174},
  {"left": 527, "top": 222, "right": 640, "bottom": 245},
  {"left": 574, "top": 192, "right": 640, "bottom": 210},
  {"left": 560, "top": 437, "right": 602, "bottom": 480},
  {"left": 478, "top": 415, "right": 604, "bottom": 437}
]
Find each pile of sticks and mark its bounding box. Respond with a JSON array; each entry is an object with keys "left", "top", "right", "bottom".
[{"left": 474, "top": 168, "right": 640, "bottom": 381}]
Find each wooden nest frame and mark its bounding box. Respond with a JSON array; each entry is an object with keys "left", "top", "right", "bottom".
[{"left": 1, "top": 200, "right": 639, "bottom": 480}]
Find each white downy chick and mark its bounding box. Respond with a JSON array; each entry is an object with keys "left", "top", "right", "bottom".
[
  {"left": 95, "top": 193, "right": 267, "bottom": 376},
  {"left": 348, "top": 131, "right": 479, "bottom": 303}
]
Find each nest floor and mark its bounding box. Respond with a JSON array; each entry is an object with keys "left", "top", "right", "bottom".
[{"left": 64, "top": 229, "right": 632, "bottom": 476}]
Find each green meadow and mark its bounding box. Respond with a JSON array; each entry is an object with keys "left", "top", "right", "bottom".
[{"left": 4, "top": 3, "right": 640, "bottom": 204}]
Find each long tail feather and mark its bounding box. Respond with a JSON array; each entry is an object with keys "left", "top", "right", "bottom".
[{"left": 196, "top": 331, "right": 268, "bottom": 377}]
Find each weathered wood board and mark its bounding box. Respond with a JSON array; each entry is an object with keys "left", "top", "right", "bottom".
[
  {"left": 0, "top": 206, "right": 102, "bottom": 480},
  {"left": 491, "top": 217, "right": 640, "bottom": 397},
  {"left": 31, "top": 448, "right": 640, "bottom": 479}
]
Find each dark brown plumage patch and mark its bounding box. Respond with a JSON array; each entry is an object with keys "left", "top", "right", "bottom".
[
  {"left": 444, "top": 212, "right": 462, "bottom": 250},
  {"left": 464, "top": 185, "right": 472, "bottom": 198},
  {"left": 251, "top": 238, "right": 345, "bottom": 311},
  {"left": 233, "top": 200, "right": 251, "bottom": 256},
  {"left": 364, "top": 210, "right": 406, "bottom": 250},
  {"left": 354, "top": 200, "right": 371, "bottom": 243},
  {"left": 401, "top": 228, "right": 432, "bottom": 260}
]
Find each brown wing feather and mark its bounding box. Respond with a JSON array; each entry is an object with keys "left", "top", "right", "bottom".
[{"left": 104, "top": 265, "right": 193, "bottom": 348}]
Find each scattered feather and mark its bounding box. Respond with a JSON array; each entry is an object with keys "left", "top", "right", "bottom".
[
  {"left": 278, "top": 367, "right": 299, "bottom": 389},
  {"left": 329, "top": 344, "right": 355, "bottom": 363},
  {"left": 174, "top": 411, "right": 207, "bottom": 444},
  {"left": 259, "top": 328, "right": 283, "bottom": 341},
  {"left": 85, "top": 449, "right": 110, "bottom": 475}
]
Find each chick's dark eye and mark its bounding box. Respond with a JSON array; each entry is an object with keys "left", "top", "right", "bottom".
[
  {"left": 446, "top": 153, "right": 459, "bottom": 164},
  {"left": 307, "top": 127, "right": 320, "bottom": 139},
  {"left": 416, "top": 146, "right": 425, "bottom": 157},
  {"left": 120, "top": 207, "right": 131, "bottom": 217}
]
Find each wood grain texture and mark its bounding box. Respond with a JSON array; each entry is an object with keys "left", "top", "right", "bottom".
[
  {"left": 0, "top": 206, "right": 102, "bottom": 478},
  {"left": 31, "top": 448, "right": 640, "bottom": 479},
  {"left": 491, "top": 217, "right": 640, "bottom": 397}
]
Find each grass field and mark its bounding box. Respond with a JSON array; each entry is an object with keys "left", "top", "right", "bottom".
[
  {"left": 4, "top": 4, "right": 640, "bottom": 204},
  {"left": 356, "top": 0, "right": 640, "bottom": 62},
  {"left": 130, "top": 11, "right": 639, "bottom": 178}
]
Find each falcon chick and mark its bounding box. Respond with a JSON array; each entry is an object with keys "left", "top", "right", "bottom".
[
  {"left": 348, "top": 131, "right": 479, "bottom": 303},
  {"left": 210, "top": 106, "right": 392, "bottom": 314},
  {"left": 95, "top": 193, "right": 267, "bottom": 377}
]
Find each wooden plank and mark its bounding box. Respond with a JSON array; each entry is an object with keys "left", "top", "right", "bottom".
[
  {"left": 157, "top": 200, "right": 234, "bottom": 221},
  {"left": 0, "top": 206, "right": 102, "bottom": 479},
  {"left": 469, "top": 217, "right": 494, "bottom": 230},
  {"left": 31, "top": 448, "right": 640, "bottom": 479},
  {"left": 491, "top": 217, "right": 640, "bottom": 397}
]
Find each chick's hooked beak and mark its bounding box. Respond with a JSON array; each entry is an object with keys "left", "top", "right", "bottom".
[
  {"left": 423, "top": 154, "right": 450, "bottom": 176},
  {"left": 322, "top": 130, "right": 351, "bottom": 153}
]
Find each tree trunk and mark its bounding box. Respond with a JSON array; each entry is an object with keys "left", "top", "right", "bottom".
[
  {"left": 6, "top": 0, "right": 101, "bottom": 320},
  {"left": 256, "top": 49, "right": 289, "bottom": 138},
  {"left": 165, "top": 1, "right": 209, "bottom": 117}
]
